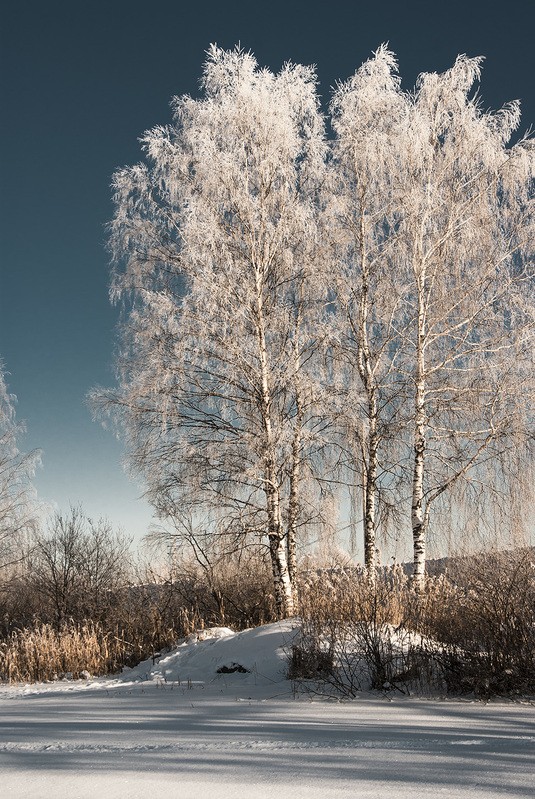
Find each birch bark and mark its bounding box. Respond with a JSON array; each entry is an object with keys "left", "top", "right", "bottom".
[{"left": 254, "top": 264, "right": 294, "bottom": 617}]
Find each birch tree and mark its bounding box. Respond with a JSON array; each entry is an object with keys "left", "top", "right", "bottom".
[
  {"left": 95, "top": 46, "right": 327, "bottom": 617},
  {"left": 329, "top": 46, "right": 408, "bottom": 575},
  {"left": 329, "top": 49, "right": 534, "bottom": 583},
  {"left": 395, "top": 56, "right": 535, "bottom": 585},
  {"left": 0, "top": 362, "right": 41, "bottom": 568}
]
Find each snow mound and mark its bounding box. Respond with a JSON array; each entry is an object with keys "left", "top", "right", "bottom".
[{"left": 124, "top": 620, "right": 300, "bottom": 697}]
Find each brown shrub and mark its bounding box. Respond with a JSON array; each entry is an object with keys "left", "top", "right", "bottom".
[{"left": 291, "top": 551, "right": 535, "bottom": 697}]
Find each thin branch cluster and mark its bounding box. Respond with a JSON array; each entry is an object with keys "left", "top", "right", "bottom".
[{"left": 0, "top": 363, "right": 41, "bottom": 568}]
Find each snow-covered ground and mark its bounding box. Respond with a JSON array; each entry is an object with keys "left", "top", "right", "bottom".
[{"left": 0, "top": 622, "right": 533, "bottom": 798}]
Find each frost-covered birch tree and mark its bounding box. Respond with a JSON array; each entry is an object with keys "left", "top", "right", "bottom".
[
  {"left": 329, "top": 46, "right": 408, "bottom": 575},
  {"left": 0, "top": 363, "right": 41, "bottom": 568},
  {"left": 329, "top": 49, "right": 534, "bottom": 584},
  {"left": 394, "top": 56, "right": 535, "bottom": 586},
  {"left": 95, "top": 46, "right": 327, "bottom": 617}
]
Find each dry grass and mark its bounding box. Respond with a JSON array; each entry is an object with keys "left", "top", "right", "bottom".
[
  {"left": 297, "top": 564, "right": 410, "bottom": 627},
  {"left": 291, "top": 565, "right": 417, "bottom": 695},
  {"left": 0, "top": 621, "right": 131, "bottom": 682},
  {"left": 0, "top": 603, "right": 214, "bottom": 683}
]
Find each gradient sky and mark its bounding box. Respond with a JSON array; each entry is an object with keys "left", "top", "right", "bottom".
[{"left": 1, "top": 0, "right": 534, "bottom": 544}]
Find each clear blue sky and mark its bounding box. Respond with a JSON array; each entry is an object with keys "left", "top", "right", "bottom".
[{"left": 1, "top": 0, "right": 534, "bottom": 543}]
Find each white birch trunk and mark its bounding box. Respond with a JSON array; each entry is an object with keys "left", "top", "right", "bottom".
[
  {"left": 356, "top": 214, "right": 378, "bottom": 578},
  {"left": 255, "top": 267, "right": 295, "bottom": 618},
  {"left": 287, "top": 320, "right": 304, "bottom": 587},
  {"left": 363, "top": 400, "right": 378, "bottom": 578},
  {"left": 287, "top": 404, "right": 301, "bottom": 587},
  {"left": 411, "top": 273, "right": 427, "bottom": 590}
]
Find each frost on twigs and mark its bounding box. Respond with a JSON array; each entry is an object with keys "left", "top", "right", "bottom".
[{"left": 0, "top": 362, "right": 41, "bottom": 570}]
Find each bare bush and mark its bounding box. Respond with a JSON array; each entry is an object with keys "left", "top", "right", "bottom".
[
  {"left": 24, "top": 508, "right": 133, "bottom": 627},
  {"left": 421, "top": 550, "right": 535, "bottom": 695},
  {"left": 292, "top": 566, "right": 420, "bottom": 696},
  {"left": 0, "top": 523, "right": 279, "bottom": 682},
  {"left": 292, "top": 552, "right": 535, "bottom": 697}
]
